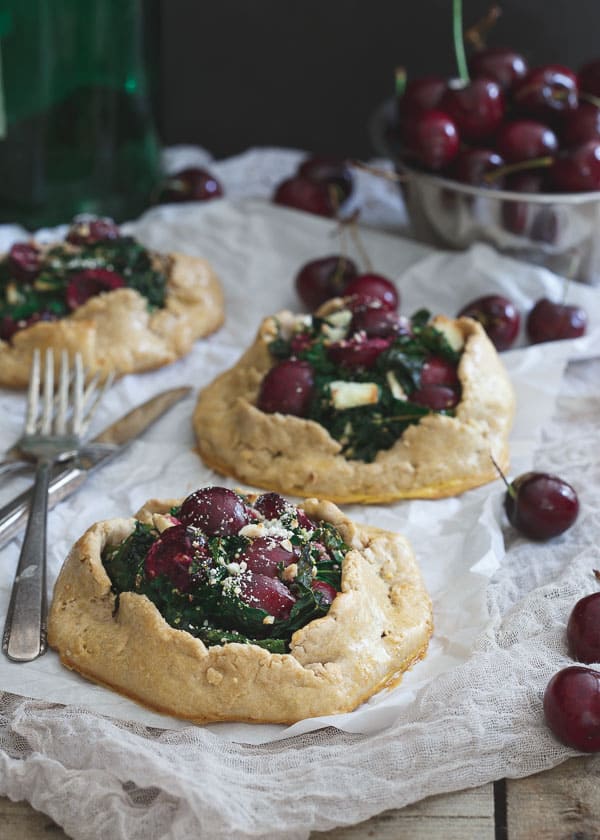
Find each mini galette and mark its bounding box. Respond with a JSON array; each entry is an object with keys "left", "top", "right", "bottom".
[
  {"left": 193, "top": 297, "right": 515, "bottom": 503},
  {"left": 0, "top": 216, "right": 224, "bottom": 387},
  {"left": 47, "top": 486, "right": 433, "bottom": 724}
]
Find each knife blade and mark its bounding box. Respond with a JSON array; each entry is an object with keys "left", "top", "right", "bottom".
[{"left": 0, "top": 385, "right": 191, "bottom": 549}]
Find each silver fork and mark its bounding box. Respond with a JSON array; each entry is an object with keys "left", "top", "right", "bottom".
[{"left": 2, "top": 349, "right": 110, "bottom": 662}]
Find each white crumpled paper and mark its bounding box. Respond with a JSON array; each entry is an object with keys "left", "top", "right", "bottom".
[{"left": 0, "top": 198, "right": 599, "bottom": 750}]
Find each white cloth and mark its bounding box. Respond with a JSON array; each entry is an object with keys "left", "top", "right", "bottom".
[{"left": 1, "top": 148, "right": 600, "bottom": 839}]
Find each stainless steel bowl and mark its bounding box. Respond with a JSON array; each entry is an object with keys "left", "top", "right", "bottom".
[{"left": 369, "top": 100, "right": 600, "bottom": 284}]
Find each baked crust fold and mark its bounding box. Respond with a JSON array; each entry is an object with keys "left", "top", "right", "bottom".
[
  {"left": 47, "top": 497, "right": 433, "bottom": 724},
  {"left": 193, "top": 311, "right": 515, "bottom": 503}
]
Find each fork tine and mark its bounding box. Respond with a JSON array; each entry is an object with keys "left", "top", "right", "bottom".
[
  {"left": 40, "top": 349, "right": 54, "bottom": 435},
  {"left": 24, "top": 350, "right": 41, "bottom": 435},
  {"left": 79, "top": 371, "right": 115, "bottom": 436},
  {"left": 70, "top": 353, "right": 85, "bottom": 434},
  {"left": 54, "top": 350, "right": 70, "bottom": 435}
]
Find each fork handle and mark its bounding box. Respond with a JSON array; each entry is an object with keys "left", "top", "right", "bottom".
[{"left": 2, "top": 460, "right": 51, "bottom": 662}]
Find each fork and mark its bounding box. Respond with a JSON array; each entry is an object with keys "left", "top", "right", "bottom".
[{"left": 2, "top": 349, "right": 110, "bottom": 662}]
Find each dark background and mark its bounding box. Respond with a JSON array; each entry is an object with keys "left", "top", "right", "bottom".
[{"left": 158, "top": 0, "right": 600, "bottom": 160}]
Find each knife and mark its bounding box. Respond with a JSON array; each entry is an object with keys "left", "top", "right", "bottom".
[{"left": 0, "top": 385, "right": 191, "bottom": 549}]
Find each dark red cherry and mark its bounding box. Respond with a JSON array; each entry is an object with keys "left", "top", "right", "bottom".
[
  {"left": 311, "top": 579, "right": 338, "bottom": 606},
  {"left": 65, "top": 268, "right": 125, "bottom": 310},
  {"left": 253, "top": 492, "right": 288, "bottom": 520},
  {"left": 273, "top": 176, "right": 337, "bottom": 217},
  {"left": 66, "top": 217, "right": 120, "bottom": 245},
  {"left": 290, "top": 332, "right": 313, "bottom": 355},
  {"left": 327, "top": 336, "right": 391, "bottom": 369},
  {"left": 513, "top": 64, "right": 578, "bottom": 120},
  {"left": 239, "top": 536, "right": 296, "bottom": 577},
  {"left": 543, "top": 666, "right": 600, "bottom": 752},
  {"left": 450, "top": 148, "right": 505, "bottom": 187},
  {"left": 495, "top": 120, "right": 559, "bottom": 163},
  {"left": 526, "top": 298, "right": 587, "bottom": 343},
  {"left": 504, "top": 471, "right": 579, "bottom": 540},
  {"left": 8, "top": 242, "right": 41, "bottom": 280},
  {"left": 458, "top": 294, "right": 520, "bottom": 351},
  {"left": 501, "top": 171, "right": 550, "bottom": 235},
  {"left": 343, "top": 273, "right": 399, "bottom": 311},
  {"left": 239, "top": 573, "right": 296, "bottom": 619},
  {"left": 421, "top": 356, "right": 459, "bottom": 388},
  {"left": 295, "top": 255, "right": 358, "bottom": 310},
  {"left": 258, "top": 359, "right": 315, "bottom": 417},
  {"left": 297, "top": 156, "right": 353, "bottom": 203},
  {"left": 0, "top": 311, "right": 57, "bottom": 342},
  {"left": 402, "top": 109, "right": 459, "bottom": 171},
  {"left": 399, "top": 76, "right": 447, "bottom": 120},
  {"left": 567, "top": 593, "right": 600, "bottom": 664},
  {"left": 144, "top": 524, "right": 197, "bottom": 591},
  {"left": 158, "top": 167, "right": 223, "bottom": 203},
  {"left": 410, "top": 384, "right": 460, "bottom": 410},
  {"left": 350, "top": 307, "right": 408, "bottom": 338},
  {"left": 551, "top": 140, "right": 600, "bottom": 191},
  {"left": 578, "top": 59, "right": 600, "bottom": 98},
  {"left": 562, "top": 102, "right": 600, "bottom": 148},
  {"left": 179, "top": 486, "right": 251, "bottom": 537},
  {"left": 468, "top": 47, "right": 528, "bottom": 91},
  {"left": 439, "top": 78, "right": 504, "bottom": 143}
]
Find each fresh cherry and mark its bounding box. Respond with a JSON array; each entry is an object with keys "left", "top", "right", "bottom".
[
  {"left": 8, "top": 243, "right": 41, "bottom": 280},
  {"left": 410, "top": 384, "right": 460, "bottom": 410},
  {"left": 402, "top": 109, "right": 460, "bottom": 171},
  {"left": 504, "top": 471, "right": 579, "bottom": 541},
  {"left": 439, "top": 78, "right": 505, "bottom": 143},
  {"left": 562, "top": 102, "right": 600, "bottom": 148},
  {"left": 513, "top": 64, "right": 578, "bottom": 121},
  {"left": 295, "top": 255, "right": 358, "bottom": 310},
  {"left": 543, "top": 666, "right": 600, "bottom": 752},
  {"left": 66, "top": 217, "right": 120, "bottom": 245},
  {"left": 179, "top": 486, "right": 251, "bottom": 537},
  {"left": 458, "top": 294, "right": 520, "bottom": 351},
  {"left": 238, "top": 573, "right": 296, "bottom": 619},
  {"left": 327, "top": 336, "right": 391, "bottom": 369},
  {"left": 253, "top": 492, "right": 314, "bottom": 529},
  {"left": 144, "top": 524, "right": 197, "bottom": 591},
  {"left": 273, "top": 176, "right": 337, "bottom": 217},
  {"left": 399, "top": 76, "right": 447, "bottom": 120},
  {"left": 567, "top": 591, "right": 600, "bottom": 664},
  {"left": 578, "top": 59, "right": 600, "bottom": 98},
  {"left": 495, "top": 119, "right": 559, "bottom": 163},
  {"left": 158, "top": 167, "right": 223, "bottom": 203},
  {"left": 551, "top": 140, "right": 600, "bottom": 191},
  {"left": 297, "top": 156, "right": 354, "bottom": 203},
  {"left": 257, "top": 359, "right": 315, "bottom": 417},
  {"left": 450, "top": 148, "right": 505, "bottom": 187},
  {"left": 468, "top": 47, "right": 528, "bottom": 91},
  {"left": 526, "top": 298, "right": 587, "bottom": 343},
  {"left": 65, "top": 268, "right": 125, "bottom": 310},
  {"left": 343, "top": 273, "right": 399, "bottom": 311}
]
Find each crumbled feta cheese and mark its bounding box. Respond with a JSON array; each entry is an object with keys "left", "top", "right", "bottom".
[{"left": 262, "top": 615, "right": 275, "bottom": 625}]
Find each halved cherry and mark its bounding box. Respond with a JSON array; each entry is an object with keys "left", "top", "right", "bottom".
[
  {"left": 239, "top": 536, "right": 297, "bottom": 577},
  {"left": 8, "top": 242, "right": 41, "bottom": 280},
  {"left": 327, "top": 336, "right": 391, "bottom": 369},
  {"left": 420, "top": 356, "right": 459, "bottom": 388},
  {"left": 144, "top": 524, "right": 198, "bottom": 591},
  {"left": 411, "top": 384, "right": 460, "bottom": 410},
  {"left": 66, "top": 217, "right": 120, "bottom": 245},
  {"left": 65, "top": 268, "right": 125, "bottom": 310},
  {"left": 239, "top": 573, "right": 296, "bottom": 619},
  {"left": 311, "top": 579, "right": 338, "bottom": 606}
]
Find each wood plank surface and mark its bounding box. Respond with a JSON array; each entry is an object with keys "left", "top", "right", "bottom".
[{"left": 0, "top": 757, "right": 598, "bottom": 839}]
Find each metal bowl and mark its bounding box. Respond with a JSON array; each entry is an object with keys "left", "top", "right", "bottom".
[{"left": 369, "top": 100, "right": 600, "bottom": 284}]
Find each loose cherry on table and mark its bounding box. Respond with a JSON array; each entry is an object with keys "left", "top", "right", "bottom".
[
  {"left": 297, "top": 156, "right": 354, "bottom": 203},
  {"left": 158, "top": 167, "right": 223, "bottom": 203},
  {"left": 543, "top": 666, "right": 600, "bottom": 752},
  {"left": 503, "top": 471, "right": 579, "bottom": 541},
  {"left": 567, "top": 585, "right": 600, "bottom": 664},
  {"left": 457, "top": 294, "right": 520, "bottom": 351},
  {"left": 295, "top": 255, "right": 358, "bottom": 310},
  {"left": 526, "top": 298, "right": 588, "bottom": 343},
  {"left": 273, "top": 176, "right": 337, "bottom": 217}
]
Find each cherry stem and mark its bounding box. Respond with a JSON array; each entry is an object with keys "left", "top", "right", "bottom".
[
  {"left": 484, "top": 155, "right": 554, "bottom": 183},
  {"left": 463, "top": 4, "right": 502, "bottom": 51},
  {"left": 453, "top": 0, "right": 470, "bottom": 82},
  {"left": 490, "top": 453, "right": 515, "bottom": 496},
  {"left": 351, "top": 159, "right": 406, "bottom": 182},
  {"left": 395, "top": 67, "right": 407, "bottom": 98},
  {"left": 580, "top": 91, "right": 600, "bottom": 109}
]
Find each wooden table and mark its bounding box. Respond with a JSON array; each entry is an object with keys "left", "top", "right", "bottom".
[{"left": 1, "top": 755, "right": 598, "bottom": 839}]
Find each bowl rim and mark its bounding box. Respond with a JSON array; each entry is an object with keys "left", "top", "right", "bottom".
[{"left": 369, "top": 97, "right": 600, "bottom": 205}]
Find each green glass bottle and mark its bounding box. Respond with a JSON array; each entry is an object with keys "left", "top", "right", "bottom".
[{"left": 0, "top": 0, "right": 161, "bottom": 229}]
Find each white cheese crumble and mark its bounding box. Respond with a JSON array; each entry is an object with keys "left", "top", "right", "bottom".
[
  {"left": 330, "top": 380, "right": 379, "bottom": 410},
  {"left": 386, "top": 370, "right": 407, "bottom": 401}
]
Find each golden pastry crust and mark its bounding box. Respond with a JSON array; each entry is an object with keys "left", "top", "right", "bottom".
[
  {"left": 47, "top": 497, "right": 433, "bottom": 724},
  {"left": 0, "top": 251, "right": 224, "bottom": 388},
  {"left": 193, "top": 310, "right": 515, "bottom": 503}
]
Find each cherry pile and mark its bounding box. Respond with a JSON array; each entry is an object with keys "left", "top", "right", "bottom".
[
  {"left": 544, "top": 573, "right": 600, "bottom": 752},
  {"left": 397, "top": 50, "right": 600, "bottom": 193}
]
